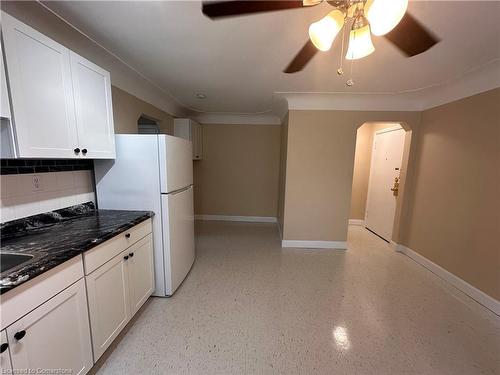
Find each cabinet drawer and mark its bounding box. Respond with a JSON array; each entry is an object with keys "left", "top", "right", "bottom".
[
  {"left": 83, "top": 219, "right": 152, "bottom": 275},
  {"left": 0, "top": 255, "right": 84, "bottom": 329}
]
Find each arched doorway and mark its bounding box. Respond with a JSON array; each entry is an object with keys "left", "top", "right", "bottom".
[{"left": 350, "top": 122, "right": 413, "bottom": 244}]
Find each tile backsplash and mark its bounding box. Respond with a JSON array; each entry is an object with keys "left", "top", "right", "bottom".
[
  {"left": 0, "top": 162, "right": 95, "bottom": 223},
  {"left": 1, "top": 159, "right": 93, "bottom": 175}
]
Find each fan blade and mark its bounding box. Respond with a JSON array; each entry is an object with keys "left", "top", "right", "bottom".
[
  {"left": 283, "top": 40, "right": 318, "bottom": 73},
  {"left": 202, "top": 1, "right": 308, "bottom": 19},
  {"left": 384, "top": 13, "right": 440, "bottom": 57}
]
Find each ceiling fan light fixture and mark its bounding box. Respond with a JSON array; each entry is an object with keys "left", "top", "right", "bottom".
[
  {"left": 366, "top": 0, "right": 408, "bottom": 36},
  {"left": 308, "top": 10, "right": 345, "bottom": 52},
  {"left": 302, "top": 0, "right": 323, "bottom": 6},
  {"left": 345, "top": 24, "right": 375, "bottom": 60}
]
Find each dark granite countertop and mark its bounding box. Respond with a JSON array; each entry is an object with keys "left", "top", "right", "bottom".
[{"left": 0, "top": 202, "right": 154, "bottom": 294}]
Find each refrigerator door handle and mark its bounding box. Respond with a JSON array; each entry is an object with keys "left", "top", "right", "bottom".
[{"left": 168, "top": 185, "right": 192, "bottom": 195}]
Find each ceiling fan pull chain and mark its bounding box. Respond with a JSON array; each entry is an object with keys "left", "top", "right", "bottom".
[
  {"left": 346, "top": 58, "right": 355, "bottom": 87},
  {"left": 337, "top": 18, "right": 347, "bottom": 76}
]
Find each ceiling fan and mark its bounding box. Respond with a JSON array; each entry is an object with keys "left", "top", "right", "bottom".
[{"left": 202, "top": 0, "right": 439, "bottom": 80}]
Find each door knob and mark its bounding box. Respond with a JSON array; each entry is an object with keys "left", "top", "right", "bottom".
[
  {"left": 0, "top": 343, "right": 8, "bottom": 353},
  {"left": 82, "top": 149, "right": 88, "bottom": 155},
  {"left": 129, "top": 252, "right": 134, "bottom": 257},
  {"left": 124, "top": 255, "right": 129, "bottom": 260},
  {"left": 390, "top": 177, "right": 400, "bottom": 196},
  {"left": 74, "top": 148, "right": 80, "bottom": 154}
]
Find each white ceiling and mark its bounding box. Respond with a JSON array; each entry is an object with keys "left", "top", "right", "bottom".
[{"left": 42, "top": 1, "right": 500, "bottom": 117}]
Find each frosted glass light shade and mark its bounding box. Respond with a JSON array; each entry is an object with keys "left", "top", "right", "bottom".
[
  {"left": 345, "top": 25, "right": 375, "bottom": 60},
  {"left": 366, "top": 0, "right": 408, "bottom": 36},
  {"left": 308, "top": 10, "right": 345, "bottom": 52},
  {"left": 302, "top": 0, "right": 323, "bottom": 6}
]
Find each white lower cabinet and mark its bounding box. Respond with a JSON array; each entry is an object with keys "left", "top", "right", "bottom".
[
  {"left": 86, "top": 233, "right": 154, "bottom": 361},
  {"left": 6, "top": 279, "right": 93, "bottom": 375},
  {"left": 85, "top": 249, "right": 131, "bottom": 360},
  {"left": 128, "top": 235, "right": 155, "bottom": 315},
  {"left": 0, "top": 330, "right": 12, "bottom": 372},
  {"left": 0, "top": 221, "right": 154, "bottom": 373}
]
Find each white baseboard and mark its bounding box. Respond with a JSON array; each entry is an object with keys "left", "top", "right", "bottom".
[
  {"left": 282, "top": 240, "right": 347, "bottom": 250},
  {"left": 348, "top": 219, "right": 365, "bottom": 226},
  {"left": 397, "top": 244, "right": 500, "bottom": 316},
  {"left": 194, "top": 215, "right": 277, "bottom": 223}
]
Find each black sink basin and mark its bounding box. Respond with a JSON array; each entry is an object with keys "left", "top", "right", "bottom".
[{"left": 0, "top": 253, "right": 34, "bottom": 274}]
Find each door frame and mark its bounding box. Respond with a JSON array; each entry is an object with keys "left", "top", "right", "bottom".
[{"left": 364, "top": 124, "right": 405, "bottom": 241}]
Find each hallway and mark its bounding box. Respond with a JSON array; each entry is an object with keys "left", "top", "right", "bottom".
[{"left": 93, "top": 222, "right": 500, "bottom": 375}]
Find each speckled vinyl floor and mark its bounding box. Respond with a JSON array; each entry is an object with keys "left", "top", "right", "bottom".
[{"left": 92, "top": 221, "right": 500, "bottom": 375}]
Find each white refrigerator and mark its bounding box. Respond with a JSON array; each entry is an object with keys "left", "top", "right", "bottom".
[{"left": 94, "top": 134, "right": 195, "bottom": 297}]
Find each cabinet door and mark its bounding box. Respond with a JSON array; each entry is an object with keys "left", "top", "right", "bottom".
[
  {"left": 70, "top": 51, "right": 115, "bottom": 159},
  {"left": 86, "top": 250, "right": 130, "bottom": 360},
  {"left": 1, "top": 12, "right": 79, "bottom": 158},
  {"left": 0, "top": 40, "right": 11, "bottom": 120},
  {"left": 192, "top": 122, "right": 203, "bottom": 160},
  {"left": 7, "top": 279, "right": 93, "bottom": 375},
  {"left": 0, "top": 330, "right": 12, "bottom": 372},
  {"left": 127, "top": 234, "right": 154, "bottom": 315}
]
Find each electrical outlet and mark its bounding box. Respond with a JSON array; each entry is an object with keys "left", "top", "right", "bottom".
[{"left": 32, "top": 175, "right": 43, "bottom": 192}]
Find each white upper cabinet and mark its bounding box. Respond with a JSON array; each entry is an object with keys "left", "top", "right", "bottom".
[
  {"left": 1, "top": 12, "right": 116, "bottom": 159},
  {"left": 0, "top": 40, "right": 11, "bottom": 120},
  {"left": 174, "top": 118, "right": 203, "bottom": 160},
  {"left": 70, "top": 52, "right": 115, "bottom": 159},
  {"left": 2, "top": 12, "right": 78, "bottom": 158}
]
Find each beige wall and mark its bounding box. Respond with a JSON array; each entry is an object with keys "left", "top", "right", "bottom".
[
  {"left": 193, "top": 124, "right": 281, "bottom": 217},
  {"left": 277, "top": 113, "right": 289, "bottom": 232},
  {"left": 401, "top": 88, "right": 500, "bottom": 300},
  {"left": 350, "top": 124, "right": 373, "bottom": 220},
  {"left": 111, "top": 86, "right": 173, "bottom": 134},
  {"left": 350, "top": 122, "right": 400, "bottom": 219},
  {"left": 283, "top": 110, "right": 420, "bottom": 242}
]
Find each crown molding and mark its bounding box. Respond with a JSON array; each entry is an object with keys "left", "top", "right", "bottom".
[
  {"left": 274, "top": 59, "right": 500, "bottom": 113},
  {"left": 191, "top": 112, "right": 282, "bottom": 125}
]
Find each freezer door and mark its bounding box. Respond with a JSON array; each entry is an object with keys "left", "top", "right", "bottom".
[
  {"left": 158, "top": 135, "right": 193, "bottom": 193},
  {"left": 161, "top": 186, "right": 195, "bottom": 295}
]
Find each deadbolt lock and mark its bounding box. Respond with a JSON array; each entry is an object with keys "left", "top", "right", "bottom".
[{"left": 390, "top": 177, "right": 400, "bottom": 196}]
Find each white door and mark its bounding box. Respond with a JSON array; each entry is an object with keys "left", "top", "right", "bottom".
[
  {"left": 70, "top": 51, "right": 115, "bottom": 159},
  {"left": 158, "top": 135, "right": 193, "bottom": 193},
  {"left": 127, "top": 234, "right": 155, "bottom": 315},
  {"left": 161, "top": 186, "right": 195, "bottom": 295},
  {"left": 7, "top": 279, "right": 93, "bottom": 375},
  {"left": 1, "top": 12, "right": 79, "bottom": 158},
  {"left": 0, "top": 330, "right": 12, "bottom": 372},
  {"left": 365, "top": 127, "right": 406, "bottom": 241},
  {"left": 86, "top": 251, "right": 130, "bottom": 360}
]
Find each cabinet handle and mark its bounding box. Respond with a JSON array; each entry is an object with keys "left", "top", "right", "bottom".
[
  {"left": 125, "top": 233, "right": 131, "bottom": 238},
  {"left": 123, "top": 255, "right": 129, "bottom": 260},
  {"left": 0, "top": 343, "right": 8, "bottom": 353},
  {"left": 82, "top": 149, "right": 88, "bottom": 155},
  {"left": 14, "top": 330, "right": 26, "bottom": 341},
  {"left": 74, "top": 148, "right": 80, "bottom": 154},
  {"left": 129, "top": 252, "right": 134, "bottom": 257}
]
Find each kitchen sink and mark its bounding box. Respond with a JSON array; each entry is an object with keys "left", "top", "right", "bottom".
[{"left": 0, "top": 253, "right": 35, "bottom": 274}]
